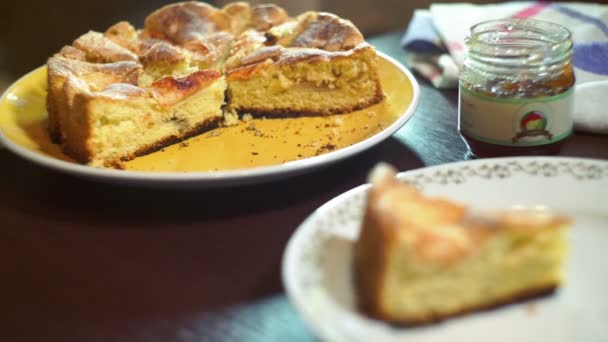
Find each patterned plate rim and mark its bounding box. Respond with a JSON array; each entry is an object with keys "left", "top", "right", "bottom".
[{"left": 282, "top": 156, "right": 608, "bottom": 341}]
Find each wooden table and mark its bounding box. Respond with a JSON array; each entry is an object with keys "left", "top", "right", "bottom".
[{"left": 1, "top": 32, "right": 607, "bottom": 342}]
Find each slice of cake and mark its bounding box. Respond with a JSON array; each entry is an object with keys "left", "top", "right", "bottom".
[
  {"left": 47, "top": 56, "right": 143, "bottom": 142},
  {"left": 354, "top": 164, "right": 569, "bottom": 324},
  {"left": 225, "top": 12, "right": 384, "bottom": 116},
  {"left": 60, "top": 70, "right": 225, "bottom": 167}
]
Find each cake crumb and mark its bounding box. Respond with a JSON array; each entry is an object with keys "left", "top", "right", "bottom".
[
  {"left": 315, "top": 143, "right": 337, "bottom": 155},
  {"left": 251, "top": 151, "right": 259, "bottom": 156},
  {"left": 180, "top": 141, "right": 189, "bottom": 147},
  {"left": 208, "top": 130, "right": 222, "bottom": 137},
  {"left": 242, "top": 113, "right": 253, "bottom": 122},
  {"left": 367, "top": 111, "right": 376, "bottom": 118},
  {"left": 223, "top": 108, "right": 240, "bottom": 126},
  {"left": 245, "top": 122, "right": 265, "bottom": 137}
]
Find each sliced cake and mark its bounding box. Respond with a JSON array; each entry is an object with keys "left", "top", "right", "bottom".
[
  {"left": 354, "top": 164, "right": 570, "bottom": 324},
  {"left": 46, "top": 2, "right": 386, "bottom": 167},
  {"left": 60, "top": 70, "right": 225, "bottom": 166},
  {"left": 225, "top": 11, "right": 384, "bottom": 116},
  {"left": 47, "top": 56, "right": 143, "bottom": 142}
]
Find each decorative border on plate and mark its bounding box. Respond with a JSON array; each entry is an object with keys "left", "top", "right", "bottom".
[
  {"left": 406, "top": 160, "right": 608, "bottom": 187},
  {"left": 287, "top": 158, "right": 608, "bottom": 340}
]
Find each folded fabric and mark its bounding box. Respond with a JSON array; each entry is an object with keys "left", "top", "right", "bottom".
[
  {"left": 573, "top": 80, "right": 608, "bottom": 134},
  {"left": 402, "top": 2, "right": 608, "bottom": 134},
  {"left": 401, "top": 10, "right": 458, "bottom": 88}
]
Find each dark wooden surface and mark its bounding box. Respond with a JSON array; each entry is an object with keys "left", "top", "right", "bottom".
[{"left": 1, "top": 32, "right": 607, "bottom": 342}]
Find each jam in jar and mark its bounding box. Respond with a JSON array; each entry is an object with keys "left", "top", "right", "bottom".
[{"left": 458, "top": 19, "right": 575, "bottom": 158}]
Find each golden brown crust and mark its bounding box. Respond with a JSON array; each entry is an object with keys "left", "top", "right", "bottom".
[
  {"left": 144, "top": 1, "right": 231, "bottom": 44},
  {"left": 265, "top": 11, "right": 364, "bottom": 51},
  {"left": 221, "top": 2, "right": 252, "bottom": 34},
  {"left": 139, "top": 41, "right": 187, "bottom": 68},
  {"left": 47, "top": 57, "right": 142, "bottom": 142},
  {"left": 104, "top": 21, "right": 139, "bottom": 51},
  {"left": 289, "top": 12, "right": 364, "bottom": 51},
  {"left": 97, "top": 83, "right": 149, "bottom": 99},
  {"left": 47, "top": 56, "right": 142, "bottom": 85},
  {"left": 361, "top": 284, "right": 558, "bottom": 326},
  {"left": 226, "top": 43, "right": 375, "bottom": 80},
  {"left": 226, "top": 10, "right": 366, "bottom": 72},
  {"left": 183, "top": 31, "right": 234, "bottom": 68},
  {"left": 277, "top": 43, "right": 371, "bottom": 65},
  {"left": 221, "top": 2, "right": 288, "bottom": 34},
  {"left": 149, "top": 70, "right": 222, "bottom": 107},
  {"left": 234, "top": 45, "right": 282, "bottom": 69},
  {"left": 58, "top": 46, "right": 87, "bottom": 61},
  {"left": 223, "top": 29, "right": 267, "bottom": 71},
  {"left": 73, "top": 31, "right": 139, "bottom": 63},
  {"left": 250, "top": 4, "right": 289, "bottom": 31}
]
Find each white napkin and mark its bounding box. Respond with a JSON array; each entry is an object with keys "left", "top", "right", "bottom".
[
  {"left": 403, "top": 2, "right": 608, "bottom": 134},
  {"left": 573, "top": 81, "right": 608, "bottom": 134}
]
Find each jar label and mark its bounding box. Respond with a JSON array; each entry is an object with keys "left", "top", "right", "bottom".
[{"left": 459, "top": 86, "right": 573, "bottom": 146}]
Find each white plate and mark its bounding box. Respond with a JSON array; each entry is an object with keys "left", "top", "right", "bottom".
[
  {"left": 0, "top": 52, "right": 419, "bottom": 188},
  {"left": 282, "top": 157, "right": 608, "bottom": 342}
]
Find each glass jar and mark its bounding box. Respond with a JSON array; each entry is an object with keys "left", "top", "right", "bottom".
[{"left": 458, "top": 19, "right": 575, "bottom": 158}]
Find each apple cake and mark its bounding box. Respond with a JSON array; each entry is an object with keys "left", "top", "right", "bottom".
[
  {"left": 354, "top": 163, "right": 570, "bottom": 324},
  {"left": 225, "top": 11, "right": 383, "bottom": 116},
  {"left": 46, "top": 1, "right": 384, "bottom": 167}
]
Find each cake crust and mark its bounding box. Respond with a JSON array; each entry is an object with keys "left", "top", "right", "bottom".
[
  {"left": 73, "top": 31, "right": 139, "bottom": 63},
  {"left": 149, "top": 70, "right": 222, "bottom": 107},
  {"left": 47, "top": 57, "right": 143, "bottom": 142},
  {"left": 354, "top": 164, "right": 569, "bottom": 326},
  {"left": 144, "top": 1, "right": 232, "bottom": 43},
  {"left": 46, "top": 2, "right": 385, "bottom": 167}
]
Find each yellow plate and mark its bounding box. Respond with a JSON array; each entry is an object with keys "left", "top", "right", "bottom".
[{"left": 0, "top": 53, "right": 419, "bottom": 187}]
